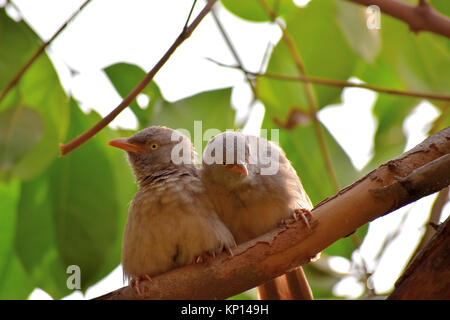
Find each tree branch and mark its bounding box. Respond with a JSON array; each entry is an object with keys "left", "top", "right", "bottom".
[
  {"left": 59, "top": 0, "right": 217, "bottom": 156},
  {"left": 206, "top": 59, "right": 450, "bottom": 102},
  {"left": 0, "top": 0, "right": 92, "bottom": 104},
  {"left": 388, "top": 215, "right": 450, "bottom": 299},
  {"left": 347, "top": 0, "right": 450, "bottom": 39},
  {"left": 210, "top": 8, "right": 258, "bottom": 100},
  {"left": 94, "top": 127, "right": 450, "bottom": 300}
]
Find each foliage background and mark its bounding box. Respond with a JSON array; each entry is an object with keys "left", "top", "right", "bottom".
[{"left": 0, "top": 0, "right": 449, "bottom": 299}]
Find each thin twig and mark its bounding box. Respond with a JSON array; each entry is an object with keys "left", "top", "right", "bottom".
[
  {"left": 207, "top": 59, "right": 450, "bottom": 102},
  {"left": 183, "top": 0, "right": 198, "bottom": 30},
  {"left": 257, "top": 73, "right": 450, "bottom": 102},
  {"left": 347, "top": 0, "right": 450, "bottom": 39},
  {"left": 210, "top": 8, "right": 258, "bottom": 100},
  {"left": 0, "top": 0, "right": 92, "bottom": 104},
  {"left": 60, "top": 0, "right": 217, "bottom": 156},
  {"left": 258, "top": 0, "right": 340, "bottom": 192}
]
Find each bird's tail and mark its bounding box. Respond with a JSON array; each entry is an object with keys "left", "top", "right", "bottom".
[{"left": 257, "top": 267, "right": 313, "bottom": 300}]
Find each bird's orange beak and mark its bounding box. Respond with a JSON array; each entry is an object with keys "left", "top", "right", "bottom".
[
  {"left": 228, "top": 163, "right": 248, "bottom": 176},
  {"left": 108, "top": 138, "right": 144, "bottom": 153}
]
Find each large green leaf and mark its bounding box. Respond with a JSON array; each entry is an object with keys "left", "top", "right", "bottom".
[
  {"left": 0, "top": 106, "right": 44, "bottom": 172},
  {"left": 430, "top": 0, "right": 450, "bottom": 18},
  {"left": 0, "top": 179, "right": 20, "bottom": 280},
  {"left": 353, "top": 9, "right": 450, "bottom": 173},
  {"left": 335, "top": 0, "right": 381, "bottom": 63},
  {"left": 363, "top": 95, "right": 418, "bottom": 173},
  {"left": 375, "top": 14, "right": 450, "bottom": 94},
  {"left": 15, "top": 99, "right": 125, "bottom": 297},
  {"left": 104, "top": 63, "right": 163, "bottom": 129},
  {"left": 257, "top": 0, "right": 358, "bottom": 121},
  {"left": 220, "top": 0, "right": 297, "bottom": 22},
  {"left": 15, "top": 173, "right": 71, "bottom": 299},
  {"left": 0, "top": 252, "right": 33, "bottom": 299},
  {"left": 82, "top": 109, "right": 137, "bottom": 283},
  {"left": 0, "top": 9, "right": 69, "bottom": 180},
  {"left": 0, "top": 8, "right": 39, "bottom": 92},
  {"left": 47, "top": 100, "right": 120, "bottom": 292}
]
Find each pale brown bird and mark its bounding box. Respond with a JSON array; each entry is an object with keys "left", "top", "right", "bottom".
[
  {"left": 201, "top": 131, "right": 314, "bottom": 300},
  {"left": 109, "top": 126, "right": 235, "bottom": 294}
]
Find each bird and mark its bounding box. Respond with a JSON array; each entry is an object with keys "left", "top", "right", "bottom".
[
  {"left": 200, "top": 131, "right": 314, "bottom": 300},
  {"left": 109, "top": 126, "right": 235, "bottom": 295}
]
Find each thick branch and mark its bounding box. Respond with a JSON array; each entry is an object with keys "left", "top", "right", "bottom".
[
  {"left": 388, "top": 215, "right": 450, "bottom": 299},
  {"left": 95, "top": 127, "right": 450, "bottom": 300},
  {"left": 347, "top": 0, "right": 450, "bottom": 38},
  {"left": 59, "top": 0, "right": 217, "bottom": 156}
]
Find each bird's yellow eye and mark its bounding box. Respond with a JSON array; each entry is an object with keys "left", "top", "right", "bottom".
[{"left": 150, "top": 143, "right": 159, "bottom": 150}]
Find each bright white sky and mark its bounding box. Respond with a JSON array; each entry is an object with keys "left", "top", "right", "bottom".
[{"left": 5, "top": 0, "right": 448, "bottom": 300}]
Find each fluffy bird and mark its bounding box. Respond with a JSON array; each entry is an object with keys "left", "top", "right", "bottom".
[
  {"left": 201, "top": 131, "right": 314, "bottom": 299},
  {"left": 109, "top": 126, "right": 235, "bottom": 294}
]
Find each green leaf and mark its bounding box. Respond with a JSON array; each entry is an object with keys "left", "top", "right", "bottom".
[
  {"left": 47, "top": 99, "right": 120, "bottom": 292},
  {"left": 220, "top": 0, "right": 297, "bottom": 22},
  {"left": 258, "top": 0, "right": 357, "bottom": 121},
  {"left": 335, "top": 0, "right": 381, "bottom": 63},
  {"left": 104, "top": 63, "right": 162, "bottom": 128},
  {"left": 149, "top": 88, "right": 236, "bottom": 161},
  {"left": 0, "top": 106, "right": 44, "bottom": 172},
  {"left": 0, "top": 252, "right": 33, "bottom": 300},
  {"left": 0, "top": 179, "right": 20, "bottom": 280},
  {"left": 15, "top": 99, "right": 133, "bottom": 298},
  {"left": 82, "top": 109, "right": 137, "bottom": 283},
  {"left": 15, "top": 173, "right": 71, "bottom": 299},
  {"left": 430, "top": 0, "right": 450, "bottom": 16},
  {"left": 363, "top": 95, "right": 418, "bottom": 173},
  {"left": 376, "top": 14, "right": 450, "bottom": 94},
  {"left": 0, "top": 8, "right": 39, "bottom": 92},
  {"left": 0, "top": 9, "right": 69, "bottom": 180}
]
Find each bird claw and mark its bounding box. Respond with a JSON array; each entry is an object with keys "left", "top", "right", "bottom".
[
  {"left": 225, "top": 245, "right": 234, "bottom": 257},
  {"left": 129, "top": 274, "right": 152, "bottom": 296},
  {"left": 283, "top": 208, "right": 312, "bottom": 229},
  {"left": 194, "top": 251, "right": 216, "bottom": 264}
]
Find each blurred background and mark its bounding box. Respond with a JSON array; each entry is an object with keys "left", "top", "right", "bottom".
[{"left": 0, "top": 0, "right": 449, "bottom": 299}]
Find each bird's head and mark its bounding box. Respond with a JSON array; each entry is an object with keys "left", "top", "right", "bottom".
[
  {"left": 109, "top": 126, "right": 194, "bottom": 182},
  {"left": 202, "top": 131, "right": 249, "bottom": 188}
]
